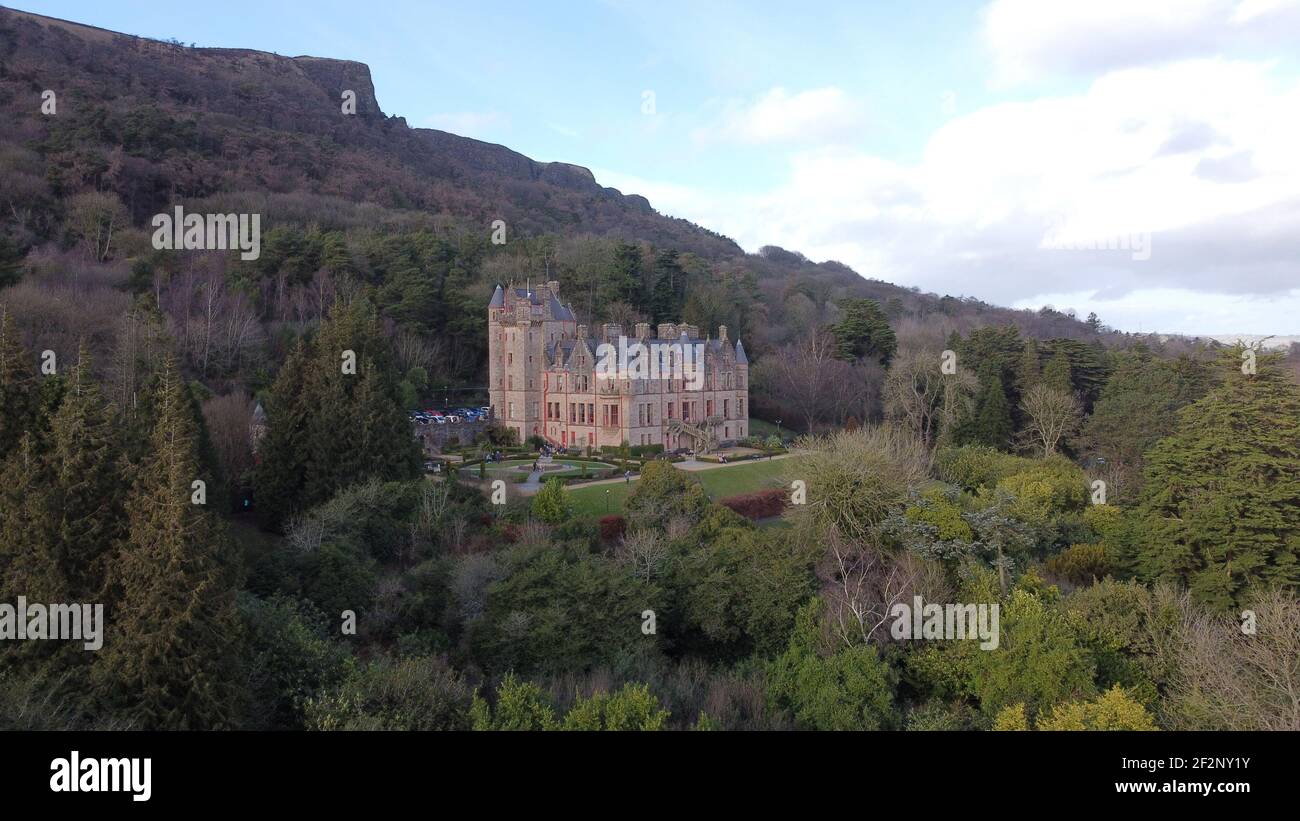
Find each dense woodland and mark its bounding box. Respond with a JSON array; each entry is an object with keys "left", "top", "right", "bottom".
[{"left": 1, "top": 9, "right": 1299, "bottom": 731}]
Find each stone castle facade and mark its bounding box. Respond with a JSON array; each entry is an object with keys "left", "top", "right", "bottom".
[{"left": 487, "top": 280, "right": 749, "bottom": 451}]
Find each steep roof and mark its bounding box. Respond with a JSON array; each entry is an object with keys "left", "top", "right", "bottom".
[{"left": 488, "top": 283, "right": 505, "bottom": 308}]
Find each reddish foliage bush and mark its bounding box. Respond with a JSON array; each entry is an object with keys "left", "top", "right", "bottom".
[
  {"left": 719, "top": 488, "right": 788, "bottom": 520},
  {"left": 598, "top": 515, "right": 626, "bottom": 542}
]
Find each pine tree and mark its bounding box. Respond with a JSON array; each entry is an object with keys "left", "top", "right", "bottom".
[
  {"left": 830, "top": 298, "right": 897, "bottom": 366},
  {"left": 963, "top": 367, "right": 1013, "bottom": 450},
  {"left": 0, "top": 235, "right": 23, "bottom": 289},
  {"left": 48, "top": 344, "right": 125, "bottom": 602},
  {"left": 254, "top": 299, "right": 420, "bottom": 529},
  {"left": 1043, "top": 348, "right": 1073, "bottom": 393},
  {"left": 0, "top": 432, "right": 61, "bottom": 602},
  {"left": 0, "top": 304, "right": 38, "bottom": 461},
  {"left": 1015, "top": 340, "right": 1040, "bottom": 396},
  {"left": 253, "top": 340, "right": 312, "bottom": 528},
  {"left": 650, "top": 250, "right": 685, "bottom": 323},
  {"left": 1133, "top": 349, "right": 1300, "bottom": 609},
  {"left": 95, "top": 357, "right": 244, "bottom": 728},
  {"left": 0, "top": 432, "right": 64, "bottom": 678}
]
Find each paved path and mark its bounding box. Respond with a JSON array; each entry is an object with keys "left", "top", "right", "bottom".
[{"left": 520, "top": 469, "right": 543, "bottom": 493}]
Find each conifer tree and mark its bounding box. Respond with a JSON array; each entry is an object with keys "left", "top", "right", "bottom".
[
  {"left": 961, "top": 367, "right": 1013, "bottom": 449},
  {"left": 1131, "top": 349, "right": 1300, "bottom": 609},
  {"left": 1015, "top": 340, "right": 1040, "bottom": 395},
  {"left": 48, "top": 344, "right": 126, "bottom": 602},
  {"left": 0, "top": 432, "right": 65, "bottom": 679},
  {"left": 1043, "top": 348, "right": 1073, "bottom": 393},
  {"left": 830, "top": 298, "right": 897, "bottom": 366},
  {"left": 96, "top": 357, "right": 243, "bottom": 729},
  {"left": 253, "top": 340, "right": 312, "bottom": 528},
  {"left": 254, "top": 299, "right": 420, "bottom": 529},
  {"left": 0, "top": 432, "right": 61, "bottom": 603},
  {"left": 0, "top": 304, "right": 38, "bottom": 461}
]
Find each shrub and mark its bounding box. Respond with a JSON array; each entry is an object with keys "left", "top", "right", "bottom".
[
  {"left": 936, "top": 445, "right": 1032, "bottom": 491},
  {"left": 1045, "top": 544, "right": 1110, "bottom": 585},
  {"left": 304, "top": 655, "right": 473, "bottom": 731},
  {"left": 996, "top": 457, "right": 1089, "bottom": 527},
  {"left": 719, "top": 488, "right": 788, "bottom": 520},
  {"left": 598, "top": 515, "right": 627, "bottom": 543}
]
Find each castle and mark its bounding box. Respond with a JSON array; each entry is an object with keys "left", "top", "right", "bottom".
[{"left": 487, "top": 280, "right": 749, "bottom": 451}]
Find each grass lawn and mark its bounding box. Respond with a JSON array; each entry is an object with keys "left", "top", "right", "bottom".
[
  {"left": 566, "top": 456, "right": 797, "bottom": 518},
  {"left": 746, "top": 417, "right": 791, "bottom": 441}
]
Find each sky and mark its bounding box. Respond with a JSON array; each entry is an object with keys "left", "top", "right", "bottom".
[{"left": 16, "top": 0, "right": 1300, "bottom": 336}]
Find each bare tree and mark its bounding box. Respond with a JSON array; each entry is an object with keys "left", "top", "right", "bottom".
[
  {"left": 66, "top": 191, "right": 129, "bottom": 262},
  {"left": 201, "top": 391, "right": 256, "bottom": 484},
  {"left": 1021, "top": 384, "right": 1081, "bottom": 456},
  {"left": 1168, "top": 589, "right": 1300, "bottom": 731},
  {"left": 755, "top": 328, "right": 843, "bottom": 432},
  {"left": 615, "top": 529, "right": 670, "bottom": 582},
  {"left": 817, "top": 532, "right": 951, "bottom": 650},
  {"left": 884, "top": 348, "right": 946, "bottom": 447}
]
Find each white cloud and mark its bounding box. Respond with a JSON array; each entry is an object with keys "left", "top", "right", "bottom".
[
  {"left": 982, "top": 0, "right": 1300, "bottom": 84},
  {"left": 596, "top": 59, "right": 1300, "bottom": 335},
  {"left": 691, "top": 87, "right": 868, "bottom": 145}
]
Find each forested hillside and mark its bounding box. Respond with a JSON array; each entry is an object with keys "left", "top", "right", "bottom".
[
  {"left": 0, "top": 7, "right": 1124, "bottom": 406},
  {"left": 2, "top": 7, "right": 1298, "bottom": 734}
]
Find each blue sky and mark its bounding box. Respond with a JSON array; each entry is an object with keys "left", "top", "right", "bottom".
[{"left": 15, "top": 0, "right": 1300, "bottom": 336}]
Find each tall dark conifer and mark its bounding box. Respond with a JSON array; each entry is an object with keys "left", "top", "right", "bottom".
[{"left": 96, "top": 357, "right": 243, "bottom": 729}]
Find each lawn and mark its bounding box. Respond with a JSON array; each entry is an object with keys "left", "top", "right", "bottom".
[
  {"left": 746, "top": 417, "right": 793, "bottom": 441},
  {"left": 565, "top": 456, "right": 797, "bottom": 518}
]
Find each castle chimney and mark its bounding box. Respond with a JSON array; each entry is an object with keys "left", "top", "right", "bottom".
[
  {"left": 577, "top": 324, "right": 588, "bottom": 338},
  {"left": 657, "top": 323, "right": 677, "bottom": 339},
  {"left": 602, "top": 323, "right": 623, "bottom": 341},
  {"left": 635, "top": 322, "right": 650, "bottom": 339},
  {"left": 546, "top": 280, "right": 559, "bottom": 296},
  {"left": 718, "top": 325, "right": 728, "bottom": 342}
]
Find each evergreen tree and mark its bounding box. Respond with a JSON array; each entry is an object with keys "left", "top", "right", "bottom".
[
  {"left": 532, "top": 476, "right": 571, "bottom": 524},
  {"left": 1043, "top": 348, "right": 1073, "bottom": 393},
  {"left": 0, "top": 235, "right": 23, "bottom": 289},
  {"left": 255, "top": 299, "right": 420, "bottom": 529},
  {"left": 649, "top": 250, "right": 686, "bottom": 323},
  {"left": 962, "top": 367, "right": 1013, "bottom": 449},
  {"left": 1130, "top": 350, "right": 1300, "bottom": 609},
  {"left": 0, "top": 432, "right": 61, "bottom": 605},
  {"left": 604, "top": 242, "right": 644, "bottom": 307},
  {"left": 95, "top": 357, "right": 244, "bottom": 728},
  {"left": 252, "top": 340, "right": 312, "bottom": 528},
  {"left": 1015, "top": 340, "right": 1040, "bottom": 396},
  {"left": 0, "top": 304, "right": 38, "bottom": 461},
  {"left": 48, "top": 344, "right": 125, "bottom": 602},
  {"left": 829, "top": 298, "right": 897, "bottom": 366}
]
